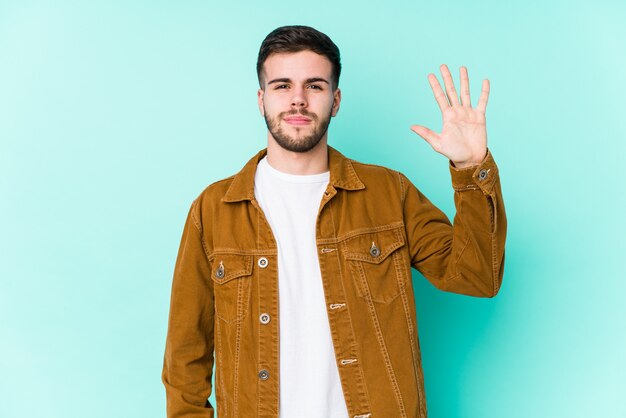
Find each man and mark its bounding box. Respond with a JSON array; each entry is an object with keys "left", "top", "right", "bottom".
[{"left": 162, "top": 25, "right": 506, "bottom": 418}]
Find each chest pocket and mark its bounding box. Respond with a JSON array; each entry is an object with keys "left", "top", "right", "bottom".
[
  {"left": 210, "top": 254, "right": 253, "bottom": 323},
  {"left": 343, "top": 226, "right": 408, "bottom": 304}
]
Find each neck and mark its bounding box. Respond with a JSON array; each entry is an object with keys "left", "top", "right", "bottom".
[{"left": 266, "top": 136, "right": 329, "bottom": 175}]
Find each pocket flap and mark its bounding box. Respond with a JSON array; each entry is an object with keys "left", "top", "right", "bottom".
[
  {"left": 210, "top": 254, "right": 253, "bottom": 285},
  {"left": 344, "top": 226, "right": 406, "bottom": 264}
]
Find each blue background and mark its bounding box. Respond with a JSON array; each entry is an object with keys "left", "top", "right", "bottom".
[{"left": 1, "top": 1, "right": 624, "bottom": 417}]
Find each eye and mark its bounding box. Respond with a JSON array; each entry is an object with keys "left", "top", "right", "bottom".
[
  {"left": 307, "top": 84, "right": 322, "bottom": 90},
  {"left": 275, "top": 84, "right": 289, "bottom": 90}
]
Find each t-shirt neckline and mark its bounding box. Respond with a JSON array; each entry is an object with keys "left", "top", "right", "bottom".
[{"left": 259, "top": 156, "right": 330, "bottom": 184}]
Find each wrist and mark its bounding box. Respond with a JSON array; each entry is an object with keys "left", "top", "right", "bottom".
[{"left": 451, "top": 149, "right": 488, "bottom": 169}]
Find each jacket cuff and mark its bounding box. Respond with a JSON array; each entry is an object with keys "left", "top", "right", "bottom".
[{"left": 449, "top": 148, "right": 499, "bottom": 194}]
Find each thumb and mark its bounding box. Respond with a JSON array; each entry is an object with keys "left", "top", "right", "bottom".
[{"left": 410, "top": 125, "right": 440, "bottom": 150}]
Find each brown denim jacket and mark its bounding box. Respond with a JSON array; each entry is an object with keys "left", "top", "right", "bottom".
[{"left": 162, "top": 145, "right": 506, "bottom": 418}]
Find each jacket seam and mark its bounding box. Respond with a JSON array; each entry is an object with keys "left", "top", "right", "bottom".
[
  {"left": 232, "top": 286, "right": 243, "bottom": 417},
  {"left": 317, "top": 222, "right": 405, "bottom": 245},
  {"left": 395, "top": 248, "right": 423, "bottom": 417},
  {"left": 190, "top": 200, "right": 214, "bottom": 263},
  {"left": 398, "top": 172, "right": 407, "bottom": 206},
  {"left": 355, "top": 260, "right": 407, "bottom": 417},
  {"left": 489, "top": 195, "right": 498, "bottom": 295},
  {"left": 208, "top": 249, "right": 278, "bottom": 259},
  {"left": 350, "top": 160, "right": 402, "bottom": 175},
  {"left": 216, "top": 319, "right": 227, "bottom": 417},
  {"left": 453, "top": 184, "right": 480, "bottom": 192},
  {"left": 328, "top": 199, "right": 373, "bottom": 415}
]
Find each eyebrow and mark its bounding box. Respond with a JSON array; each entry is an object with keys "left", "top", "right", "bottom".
[{"left": 267, "top": 77, "right": 330, "bottom": 85}]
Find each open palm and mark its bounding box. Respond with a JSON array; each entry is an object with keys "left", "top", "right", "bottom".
[{"left": 411, "top": 64, "right": 489, "bottom": 168}]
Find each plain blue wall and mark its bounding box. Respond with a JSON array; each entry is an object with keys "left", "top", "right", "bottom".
[{"left": 1, "top": 1, "right": 624, "bottom": 417}]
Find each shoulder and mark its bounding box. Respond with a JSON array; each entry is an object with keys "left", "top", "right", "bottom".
[
  {"left": 191, "top": 174, "right": 235, "bottom": 210},
  {"left": 200, "top": 174, "right": 236, "bottom": 198},
  {"left": 350, "top": 158, "right": 402, "bottom": 178},
  {"left": 347, "top": 157, "right": 413, "bottom": 199}
]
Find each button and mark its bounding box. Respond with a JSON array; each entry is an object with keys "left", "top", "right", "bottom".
[
  {"left": 369, "top": 242, "right": 380, "bottom": 257},
  {"left": 478, "top": 169, "right": 488, "bottom": 181},
  {"left": 258, "top": 257, "right": 269, "bottom": 268},
  {"left": 215, "top": 262, "right": 225, "bottom": 279},
  {"left": 259, "top": 313, "right": 271, "bottom": 324},
  {"left": 258, "top": 369, "right": 270, "bottom": 380}
]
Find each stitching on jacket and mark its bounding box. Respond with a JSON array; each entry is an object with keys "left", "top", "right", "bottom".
[
  {"left": 398, "top": 172, "right": 407, "bottom": 206},
  {"left": 216, "top": 319, "right": 227, "bottom": 417},
  {"left": 355, "top": 261, "right": 408, "bottom": 417},
  {"left": 453, "top": 184, "right": 480, "bottom": 191},
  {"left": 208, "top": 248, "right": 278, "bottom": 260},
  {"left": 190, "top": 199, "right": 202, "bottom": 232},
  {"left": 350, "top": 160, "right": 402, "bottom": 175},
  {"left": 316, "top": 222, "right": 406, "bottom": 245},
  {"left": 337, "top": 222, "right": 405, "bottom": 242},
  {"left": 190, "top": 200, "right": 213, "bottom": 263},
  {"left": 256, "top": 208, "right": 261, "bottom": 249},
  {"left": 330, "top": 202, "right": 373, "bottom": 413},
  {"left": 395, "top": 251, "right": 425, "bottom": 417},
  {"left": 232, "top": 280, "right": 244, "bottom": 417},
  {"left": 490, "top": 195, "right": 499, "bottom": 295}
]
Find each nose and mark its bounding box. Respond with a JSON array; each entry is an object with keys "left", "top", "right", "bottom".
[{"left": 290, "top": 86, "right": 307, "bottom": 108}]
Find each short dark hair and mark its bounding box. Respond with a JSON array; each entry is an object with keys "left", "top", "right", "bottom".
[{"left": 256, "top": 25, "right": 341, "bottom": 90}]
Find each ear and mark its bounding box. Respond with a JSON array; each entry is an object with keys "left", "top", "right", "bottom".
[
  {"left": 331, "top": 87, "right": 342, "bottom": 117},
  {"left": 257, "top": 88, "right": 265, "bottom": 116}
]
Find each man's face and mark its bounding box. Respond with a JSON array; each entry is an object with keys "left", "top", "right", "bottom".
[{"left": 257, "top": 50, "right": 341, "bottom": 153}]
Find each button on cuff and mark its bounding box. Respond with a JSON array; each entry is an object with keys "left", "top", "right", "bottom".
[{"left": 450, "top": 148, "right": 498, "bottom": 193}]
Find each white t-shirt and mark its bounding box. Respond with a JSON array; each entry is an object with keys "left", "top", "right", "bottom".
[{"left": 254, "top": 156, "right": 349, "bottom": 418}]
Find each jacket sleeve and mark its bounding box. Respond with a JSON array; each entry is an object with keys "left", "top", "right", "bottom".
[
  {"left": 401, "top": 149, "right": 506, "bottom": 297},
  {"left": 162, "top": 199, "right": 215, "bottom": 417}
]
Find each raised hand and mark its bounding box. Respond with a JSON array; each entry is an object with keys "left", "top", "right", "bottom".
[{"left": 410, "top": 64, "right": 489, "bottom": 168}]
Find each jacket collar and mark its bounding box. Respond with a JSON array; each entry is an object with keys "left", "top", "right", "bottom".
[{"left": 222, "top": 145, "right": 365, "bottom": 203}]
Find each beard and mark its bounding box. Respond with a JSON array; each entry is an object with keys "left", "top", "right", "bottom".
[{"left": 263, "top": 106, "right": 332, "bottom": 153}]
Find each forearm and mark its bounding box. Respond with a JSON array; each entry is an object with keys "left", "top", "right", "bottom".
[
  {"left": 445, "top": 149, "right": 506, "bottom": 296},
  {"left": 404, "top": 149, "right": 507, "bottom": 297}
]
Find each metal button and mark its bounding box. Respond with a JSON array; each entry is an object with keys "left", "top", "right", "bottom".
[
  {"left": 369, "top": 242, "right": 380, "bottom": 257},
  {"left": 215, "top": 262, "right": 225, "bottom": 279},
  {"left": 478, "top": 169, "right": 488, "bottom": 181},
  {"left": 259, "top": 313, "right": 271, "bottom": 324},
  {"left": 258, "top": 257, "right": 269, "bottom": 268},
  {"left": 258, "top": 369, "right": 270, "bottom": 380}
]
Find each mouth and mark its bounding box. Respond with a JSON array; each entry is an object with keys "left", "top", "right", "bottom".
[{"left": 283, "top": 116, "right": 312, "bottom": 126}]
